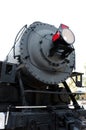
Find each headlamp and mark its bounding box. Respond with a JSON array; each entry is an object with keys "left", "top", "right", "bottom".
[{"left": 61, "top": 28, "right": 75, "bottom": 45}]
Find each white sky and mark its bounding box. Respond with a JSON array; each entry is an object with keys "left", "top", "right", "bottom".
[{"left": 0, "top": 0, "right": 86, "bottom": 74}]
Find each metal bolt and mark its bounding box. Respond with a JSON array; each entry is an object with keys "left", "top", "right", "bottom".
[{"left": 39, "top": 40, "right": 42, "bottom": 44}]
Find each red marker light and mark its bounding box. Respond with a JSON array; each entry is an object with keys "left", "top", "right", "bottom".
[
  {"left": 52, "top": 32, "right": 60, "bottom": 42},
  {"left": 60, "top": 24, "right": 69, "bottom": 29}
]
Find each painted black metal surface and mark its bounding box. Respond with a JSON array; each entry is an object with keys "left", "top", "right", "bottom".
[
  {"left": 5, "top": 107, "right": 86, "bottom": 130},
  {"left": 0, "top": 22, "right": 86, "bottom": 130}
]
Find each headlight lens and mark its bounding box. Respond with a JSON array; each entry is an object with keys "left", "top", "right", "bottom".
[{"left": 61, "top": 28, "right": 75, "bottom": 44}]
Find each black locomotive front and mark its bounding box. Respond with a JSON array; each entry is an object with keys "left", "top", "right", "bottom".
[
  {"left": 0, "top": 22, "right": 86, "bottom": 130},
  {"left": 6, "top": 22, "right": 75, "bottom": 88}
]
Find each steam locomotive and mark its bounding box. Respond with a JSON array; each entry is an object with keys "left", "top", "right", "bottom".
[{"left": 0, "top": 22, "right": 86, "bottom": 130}]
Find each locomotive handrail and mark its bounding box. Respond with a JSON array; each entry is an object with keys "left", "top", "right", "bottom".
[
  {"left": 5, "top": 25, "right": 27, "bottom": 61},
  {"left": 13, "top": 24, "right": 27, "bottom": 58},
  {"left": 24, "top": 89, "right": 85, "bottom": 95}
]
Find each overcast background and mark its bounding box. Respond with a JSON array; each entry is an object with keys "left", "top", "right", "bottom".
[{"left": 0, "top": 0, "right": 86, "bottom": 73}]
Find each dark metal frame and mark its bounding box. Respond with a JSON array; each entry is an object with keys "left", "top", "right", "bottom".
[{"left": 0, "top": 61, "right": 85, "bottom": 130}]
